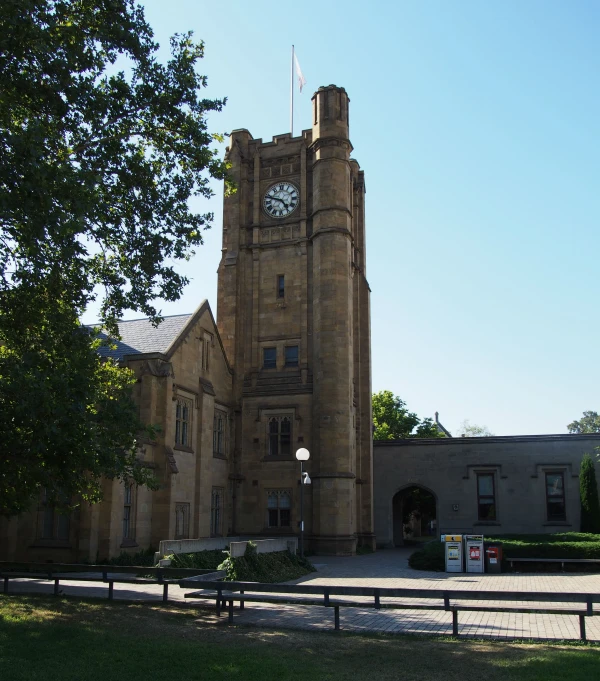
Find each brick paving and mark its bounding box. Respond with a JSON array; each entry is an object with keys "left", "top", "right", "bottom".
[{"left": 5, "top": 548, "right": 600, "bottom": 641}]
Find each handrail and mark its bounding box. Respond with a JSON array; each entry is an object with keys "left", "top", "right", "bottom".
[
  {"left": 179, "top": 580, "right": 600, "bottom": 640},
  {"left": 0, "top": 561, "right": 210, "bottom": 577}
]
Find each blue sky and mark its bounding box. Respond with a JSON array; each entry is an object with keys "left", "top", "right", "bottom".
[{"left": 81, "top": 0, "right": 600, "bottom": 436}]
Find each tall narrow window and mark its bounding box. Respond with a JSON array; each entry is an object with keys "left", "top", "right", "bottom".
[
  {"left": 211, "top": 487, "right": 224, "bottom": 536},
  {"left": 546, "top": 472, "right": 566, "bottom": 521},
  {"left": 175, "top": 503, "right": 190, "bottom": 539},
  {"left": 213, "top": 411, "right": 225, "bottom": 456},
  {"left": 122, "top": 483, "right": 135, "bottom": 542},
  {"left": 38, "top": 489, "right": 70, "bottom": 541},
  {"left": 267, "top": 490, "right": 291, "bottom": 527},
  {"left": 277, "top": 274, "right": 285, "bottom": 298},
  {"left": 201, "top": 332, "right": 212, "bottom": 371},
  {"left": 477, "top": 473, "right": 496, "bottom": 521},
  {"left": 285, "top": 345, "right": 298, "bottom": 367},
  {"left": 263, "top": 347, "right": 276, "bottom": 369},
  {"left": 175, "top": 397, "right": 192, "bottom": 447},
  {"left": 268, "top": 416, "right": 291, "bottom": 456}
]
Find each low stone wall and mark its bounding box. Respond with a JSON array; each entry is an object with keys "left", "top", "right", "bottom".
[
  {"left": 157, "top": 537, "right": 237, "bottom": 563},
  {"left": 229, "top": 538, "right": 298, "bottom": 558},
  {"left": 156, "top": 536, "right": 298, "bottom": 563}
]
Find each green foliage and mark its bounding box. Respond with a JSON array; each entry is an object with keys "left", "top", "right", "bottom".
[
  {"left": 458, "top": 420, "right": 494, "bottom": 437},
  {"left": 408, "top": 540, "right": 445, "bottom": 571},
  {"left": 568, "top": 411, "right": 600, "bottom": 434},
  {"left": 580, "top": 452, "right": 600, "bottom": 533},
  {"left": 372, "top": 391, "right": 444, "bottom": 440},
  {"left": 106, "top": 546, "right": 157, "bottom": 567},
  {"left": 218, "top": 542, "right": 316, "bottom": 583},
  {"left": 0, "top": 0, "right": 229, "bottom": 515},
  {"left": 408, "top": 534, "right": 600, "bottom": 572},
  {"left": 167, "top": 550, "right": 227, "bottom": 571},
  {"left": 0, "top": 297, "right": 157, "bottom": 516}
]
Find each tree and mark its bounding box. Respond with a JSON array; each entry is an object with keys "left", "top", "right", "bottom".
[
  {"left": 372, "top": 391, "right": 444, "bottom": 440},
  {"left": 568, "top": 412, "right": 600, "bottom": 434},
  {"left": 459, "top": 420, "right": 494, "bottom": 437},
  {"left": 579, "top": 451, "right": 600, "bottom": 533},
  {"left": 0, "top": 0, "right": 229, "bottom": 515}
]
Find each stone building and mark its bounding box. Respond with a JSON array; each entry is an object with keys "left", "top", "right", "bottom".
[
  {"left": 374, "top": 434, "right": 600, "bottom": 547},
  {"left": 0, "top": 85, "right": 374, "bottom": 561}
]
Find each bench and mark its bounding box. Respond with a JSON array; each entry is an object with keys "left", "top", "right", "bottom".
[
  {"left": 508, "top": 557, "right": 600, "bottom": 571},
  {"left": 179, "top": 579, "right": 600, "bottom": 640},
  {"left": 0, "top": 562, "right": 224, "bottom": 603}
]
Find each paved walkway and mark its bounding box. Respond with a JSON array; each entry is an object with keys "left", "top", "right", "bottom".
[{"left": 5, "top": 548, "right": 600, "bottom": 641}]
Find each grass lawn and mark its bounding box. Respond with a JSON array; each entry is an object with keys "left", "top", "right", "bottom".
[{"left": 1, "top": 596, "right": 600, "bottom": 680}]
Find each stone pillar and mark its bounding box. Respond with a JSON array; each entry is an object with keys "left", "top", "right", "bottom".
[{"left": 310, "top": 85, "right": 357, "bottom": 555}]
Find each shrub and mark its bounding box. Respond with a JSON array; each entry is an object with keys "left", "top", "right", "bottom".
[
  {"left": 408, "top": 540, "right": 444, "bottom": 571},
  {"left": 105, "top": 546, "right": 157, "bottom": 566},
  {"left": 218, "top": 541, "right": 316, "bottom": 583},
  {"left": 580, "top": 452, "right": 600, "bottom": 533},
  {"left": 167, "top": 549, "right": 228, "bottom": 570}
]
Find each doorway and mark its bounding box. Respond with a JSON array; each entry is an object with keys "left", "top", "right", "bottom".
[{"left": 392, "top": 485, "right": 437, "bottom": 547}]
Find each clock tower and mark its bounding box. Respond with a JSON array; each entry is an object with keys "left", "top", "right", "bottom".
[{"left": 217, "top": 85, "right": 373, "bottom": 554}]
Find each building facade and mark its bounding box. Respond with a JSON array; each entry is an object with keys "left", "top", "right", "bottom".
[
  {"left": 374, "top": 434, "right": 600, "bottom": 547},
  {"left": 0, "top": 85, "right": 374, "bottom": 561}
]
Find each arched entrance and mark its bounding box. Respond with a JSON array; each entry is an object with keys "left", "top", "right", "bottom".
[{"left": 392, "top": 485, "right": 437, "bottom": 547}]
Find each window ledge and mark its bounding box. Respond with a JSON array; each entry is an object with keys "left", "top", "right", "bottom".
[
  {"left": 474, "top": 521, "right": 501, "bottom": 526},
  {"left": 174, "top": 445, "right": 194, "bottom": 454},
  {"left": 213, "top": 453, "right": 228, "bottom": 461},
  {"left": 29, "top": 542, "right": 72, "bottom": 549},
  {"left": 120, "top": 540, "right": 139, "bottom": 549},
  {"left": 261, "top": 456, "right": 297, "bottom": 462},
  {"left": 543, "top": 521, "right": 571, "bottom": 526}
]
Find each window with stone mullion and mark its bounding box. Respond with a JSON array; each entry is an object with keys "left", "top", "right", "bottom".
[{"left": 268, "top": 416, "right": 291, "bottom": 456}]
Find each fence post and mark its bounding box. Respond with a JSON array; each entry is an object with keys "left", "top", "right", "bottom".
[
  {"left": 108, "top": 581, "right": 114, "bottom": 601},
  {"left": 54, "top": 578, "right": 60, "bottom": 596},
  {"left": 162, "top": 583, "right": 169, "bottom": 603},
  {"left": 324, "top": 588, "right": 330, "bottom": 607},
  {"left": 374, "top": 589, "right": 380, "bottom": 609},
  {"left": 240, "top": 589, "right": 244, "bottom": 610},
  {"left": 452, "top": 610, "right": 459, "bottom": 636},
  {"left": 334, "top": 606, "right": 340, "bottom": 630},
  {"left": 228, "top": 600, "right": 234, "bottom": 624},
  {"left": 3, "top": 577, "right": 8, "bottom": 594},
  {"left": 579, "top": 614, "right": 586, "bottom": 642}
]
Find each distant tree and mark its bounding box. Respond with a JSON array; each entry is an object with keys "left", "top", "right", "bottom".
[
  {"left": 372, "top": 391, "right": 444, "bottom": 440},
  {"left": 568, "top": 412, "right": 600, "bottom": 434},
  {"left": 580, "top": 451, "right": 600, "bottom": 533},
  {"left": 459, "top": 420, "right": 494, "bottom": 437}
]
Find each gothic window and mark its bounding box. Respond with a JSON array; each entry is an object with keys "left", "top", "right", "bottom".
[
  {"left": 546, "top": 472, "right": 566, "bottom": 521},
  {"left": 211, "top": 487, "right": 224, "bottom": 536},
  {"left": 38, "top": 489, "right": 70, "bottom": 541},
  {"left": 263, "top": 347, "right": 276, "bottom": 369},
  {"left": 268, "top": 416, "right": 291, "bottom": 457},
  {"left": 267, "top": 490, "right": 291, "bottom": 528},
  {"left": 201, "top": 332, "right": 213, "bottom": 371},
  {"left": 175, "top": 502, "right": 190, "bottom": 539},
  {"left": 476, "top": 473, "right": 496, "bottom": 521},
  {"left": 175, "top": 397, "right": 192, "bottom": 447},
  {"left": 277, "top": 274, "right": 285, "bottom": 298},
  {"left": 213, "top": 409, "right": 227, "bottom": 457},
  {"left": 122, "top": 483, "right": 135, "bottom": 543},
  {"left": 285, "top": 345, "right": 298, "bottom": 367}
]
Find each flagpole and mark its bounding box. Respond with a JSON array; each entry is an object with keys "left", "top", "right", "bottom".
[{"left": 290, "top": 45, "right": 294, "bottom": 136}]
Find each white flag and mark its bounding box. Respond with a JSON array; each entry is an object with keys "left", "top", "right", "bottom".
[{"left": 294, "top": 52, "right": 306, "bottom": 93}]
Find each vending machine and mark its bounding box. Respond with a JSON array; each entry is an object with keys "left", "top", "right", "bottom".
[
  {"left": 444, "top": 534, "right": 463, "bottom": 573},
  {"left": 464, "top": 534, "right": 484, "bottom": 573}
]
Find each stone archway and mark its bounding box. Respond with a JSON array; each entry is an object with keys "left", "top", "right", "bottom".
[{"left": 392, "top": 485, "right": 437, "bottom": 547}]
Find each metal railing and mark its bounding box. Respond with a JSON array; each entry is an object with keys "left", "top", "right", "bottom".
[
  {"left": 0, "top": 562, "right": 224, "bottom": 603},
  {"left": 179, "top": 579, "right": 600, "bottom": 641}
]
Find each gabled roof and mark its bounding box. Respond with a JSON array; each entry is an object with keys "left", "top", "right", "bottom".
[{"left": 95, "top": 314, "right": 192, "bottom": 360}]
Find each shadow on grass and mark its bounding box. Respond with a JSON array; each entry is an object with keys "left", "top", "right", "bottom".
[{"left": 1, "top": 596, "right": 600, "bottom": 681}]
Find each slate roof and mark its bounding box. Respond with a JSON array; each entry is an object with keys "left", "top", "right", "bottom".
[{"left": 95, "top": 313, "right": 192, "bottom": 361}]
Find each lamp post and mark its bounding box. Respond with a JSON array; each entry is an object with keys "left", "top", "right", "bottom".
[{"left": 295, "top": 448, "right": 310, "bottom": 558}]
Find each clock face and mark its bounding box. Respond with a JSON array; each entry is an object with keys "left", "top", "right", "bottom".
[{"left": 263, "top": 182, "right": 299, "bottom": 218}]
